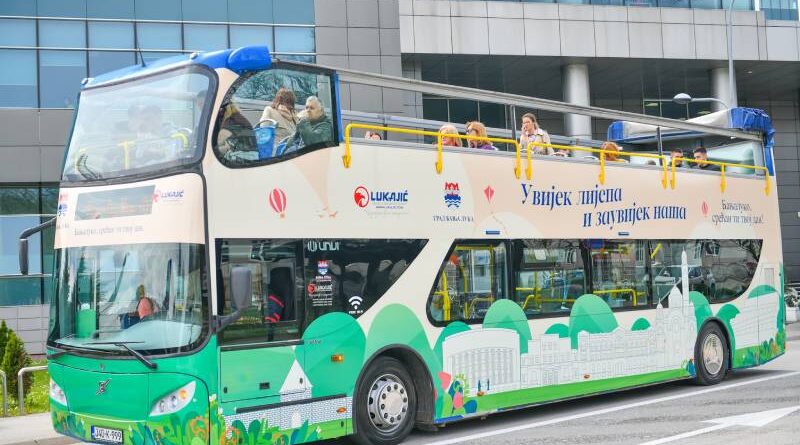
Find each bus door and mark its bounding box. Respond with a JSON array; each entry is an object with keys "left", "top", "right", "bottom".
[{"left": 217, "top": 239, "right": 307, "bottom": 406}]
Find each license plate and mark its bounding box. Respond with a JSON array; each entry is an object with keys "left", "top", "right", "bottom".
[{"left": 91, "top": 426, "right": 123, "bottom": 444}]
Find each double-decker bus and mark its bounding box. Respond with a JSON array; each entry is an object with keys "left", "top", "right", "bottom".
[{"left": 19, "top": 45, "right": 784, "bottom": 445}]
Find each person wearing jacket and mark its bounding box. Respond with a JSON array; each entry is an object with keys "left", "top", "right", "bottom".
[
  {"left": 283, "top": 96, "right": 333, "bottom": 154},
  {"left": 260, "top": 87, "right": 298, "bottom": 143}
]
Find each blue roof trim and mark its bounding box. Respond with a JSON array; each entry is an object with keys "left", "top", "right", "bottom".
[
  {"left": 84, "top": 45, "right": 272, "bottom": 88},
  {"left": 729, "top": 107, "right": 775, "bottom": 176}
]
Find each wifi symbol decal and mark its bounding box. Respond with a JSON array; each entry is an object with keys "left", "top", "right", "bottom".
[{"left": 349, "top": 296, "right": 364, "bottom": 311}]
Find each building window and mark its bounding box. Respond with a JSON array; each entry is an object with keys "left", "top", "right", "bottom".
[
  {"left": 0, "top": 186, "right": 56, "bottom": 307},
  {"left": 274, "top": 27, "right": 315, "bottom": 54},
  {"left": 183, "top": 24, "right": 228, "bottom": 52},
  {"left": 39, "top": 50, "right": 86, "bottom": 108},
  {"left": 0, "top": 49, "right": 38, "bottom": 107},
  {"left": 136, "top": 23, "right": 182, "bottom": 51},
  {"left": 88, "top": 21, "right": 134, "bottom": 49},
  {"left": 38, "top": 0, "right": 87, "bottom": 18},
  {"left": 228, "top": 0, "right": 274, "bottom": 23},
  {"left": 87, "top": 0, "right": 135, "bottom": 20},
  {"left": 230, "top": 25, "right": 274, "bottom": 49},
  {"left": 39, "top": 20, "right": 86, "bottom": 48},
  {"left": 273, "top": 0, "right": 315, "bottom": 25},
  {"left": 0, "top": 19, "right": 36, "bottom": 47},
  {"left": 134, "top": 0, "right": 181, "bottom": 21},
  {"left": 88, "top": 50, "right": 136, "bottom": 76}
]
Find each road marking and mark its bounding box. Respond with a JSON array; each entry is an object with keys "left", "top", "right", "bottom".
[
  {"left": 639, "top": 405, "right": 800, "bottom": 445},
  {"left": 421, "top": 371, "right": 800, "bottom": 445}
]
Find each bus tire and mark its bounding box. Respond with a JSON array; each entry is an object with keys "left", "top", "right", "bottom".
[
  {"left": 353, "top": 356, "right": 417, "bottom": 445},
  {"left": 694, "top": 322, "right": 729, "bottom": 386}
]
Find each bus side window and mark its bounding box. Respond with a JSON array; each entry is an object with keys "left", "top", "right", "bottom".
[
  {"left": 428, "top": 241, "right": 508, "bottom": 324},
  {"left": 588, "top": 240, "right": 649, "bottom": 309},
  {"left": 217, "top": 239, "right": 303, "bottom": 345},
  {"left": 513, "top": 240, "right": 586, "bottom": 316}
]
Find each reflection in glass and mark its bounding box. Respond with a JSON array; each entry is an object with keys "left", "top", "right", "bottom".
[
  {"left": 0, "top": 19, "right": 36, "bottom": 47},
  {"left": 89, "top": 51, "right": 136, "bottom": 77},
  {"left": 228, "top": 0, "right": 273, "bottom": 23},
  {"left": 183, "top": 24, "right": 228, "bottom": 52},
  {"left": 50, "top": 243, "right": 206, "bottom": 354},
  {"left": 0, "top": 49, "right": 37, "bottom": 107},
  {"left": 87, "top": 0, "right": 135, "bottom": 19},
  {"left": 273, "top": 0, "right": 315, "bottom": 24},
  {"left": 62, "top": 68, "right": 212, "bottom": 180},
  {"left": 136, "top": 23, "right": 182, "bottom": 50},
  {"left": 274, "top": 27, "right": 315, "bottom": 53},
  {"left": 230, "top": 25, "right": 274, "bottom": 49},
  {"left": 40, "top": 50, "right": 86, "bottom": 108},
  {"left": 38, "top": 0, "right": 87, "bottom": 18},
  {"left": 134, "top": 0, "right": 181, "bottom": 21},
  {"left": 39, "top": 20, "right": 86, "bottom": 48},
  {"left": 88, "top": 22, "right": 135, "bottom": 49},
  {"left": 181, "top": 0, "right": 228, "bottom": 22}
]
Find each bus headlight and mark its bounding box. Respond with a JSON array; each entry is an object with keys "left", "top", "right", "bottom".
[
  {"left": 150, "top": 381, "right": 196, "bottom": 416},
  {"left": 49, "top": 379, "right": 68, "bottom": 406}
]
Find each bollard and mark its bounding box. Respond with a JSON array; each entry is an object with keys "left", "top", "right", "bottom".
[
  {"left": 0, "top": 370, "right": 6, "bottom": 417},
  {"left": 17, "top": 365, "right": 47, "bottom": 416}
]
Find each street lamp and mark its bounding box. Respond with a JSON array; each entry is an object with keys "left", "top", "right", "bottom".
[
  {"left": 725, "top": 0, "right": 738, "bottom": 108},
  {"left": 673, "top": 93, "right": 729, "bottom": 109}
]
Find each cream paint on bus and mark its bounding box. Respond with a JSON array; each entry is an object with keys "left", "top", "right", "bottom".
[{"left": 54, "top": 173, "right": 205, "bottom": 249}]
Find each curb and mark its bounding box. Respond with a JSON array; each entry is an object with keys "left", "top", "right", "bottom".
[{"left": 5, "top": 438, "right": 80, "bottom": 445}]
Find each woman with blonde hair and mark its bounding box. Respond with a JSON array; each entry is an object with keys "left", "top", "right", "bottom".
[
  {"left": 465, "top": 121, "right": 497, "bottom": 151},
  {"left": 601, "top": 141, "right": 626, "bottom": 162},
  {"left": 438, "top": 124, "right": 462, "bottom": 147},
  {"left": 519, "top": 112, "right": 552, "bottom": 155}
]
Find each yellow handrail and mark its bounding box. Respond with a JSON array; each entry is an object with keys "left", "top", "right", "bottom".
[
  {"left": 118, "top": 140, "right": 134, "bottom": 169},
  {"left": 670, "top": 157, "right": 770, "bottom": 195},
  {"left": 465, "top": 295, "right": 495, "bottom": 319},
  {"left": 527, "top": 141, "right": 668, "bottom": 188},
  {"left": 593, "top": 288, "right": 641, "bottom": 306},
  {"left": 344, "top": 123, "right": 524, "bottom": 178}
]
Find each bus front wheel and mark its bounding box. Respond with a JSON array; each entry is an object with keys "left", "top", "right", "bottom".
[
  {"left": 694, "top": 323, "right": 729, "bottom": 385},
  {"left": 354, "top": 356, "right": 417, "bottom": 445}
]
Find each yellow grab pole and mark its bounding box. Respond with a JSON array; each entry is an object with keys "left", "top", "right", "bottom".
[
  {"left": 343, "top": 123, "right": 352, "bottom": 168},
  {"left": 670, "top": 158, "right": 677, "bottom": 189},
  {"left": 436, "top": 134, "right": 443, "bottom": 174},
  {"left": 525, "top": 142, "right": 533, "bottom": 180},
  {"left": 118, "top": 141, "right": 133, "bottom": 169},
  {"left": 598, "top": 151, "right": 606, "bottom": 185},
  {"left": 720, "top": 164, "right": 726, "bottom": 193},
  {"left": 660, "top": 158, "right": 668, "bottom": 189}
]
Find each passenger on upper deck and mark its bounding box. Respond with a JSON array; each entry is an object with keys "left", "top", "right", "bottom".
[
  {"left": 693, "top": 147, "right": 721, "bottom": 172},
  {"left": 260, "top": 87, "right": 298, "bottom": 143},
  {"left": 466, "top": 121, "right": 498, "bottom": 151},
  {"left": 519, "top": 113, "right": 552, "bottom": 155},
  {"left": 601, "top": 141, "right": 626, "bottom": 162},
  {"left": 283, "top": 96, "right": 333, "bottom": 154},
  {"left": 365, "top": 131, "right": 382, "bottom": 140},
  {"left": 217, "top": 103, "right": 257, "bottom": 161},
  {"left": 670, "top": 148, "right": 689, "bottom": 168},
  {"left": 438, "top": 124, "right": 462, "bottom": 147}
]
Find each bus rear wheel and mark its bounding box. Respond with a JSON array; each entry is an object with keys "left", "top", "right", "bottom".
[
  {"left": 354, "top": 356, "right": 417, "bottom": 445},
  {"left": 694, "top": 323, "right": 729, "bottom": 385}
]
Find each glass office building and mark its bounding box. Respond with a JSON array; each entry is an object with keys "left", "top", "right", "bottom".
[{"left": 0, "top": 0, "right": 316, "bottom": 309}]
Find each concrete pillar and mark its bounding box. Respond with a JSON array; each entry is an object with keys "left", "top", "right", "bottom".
[
  {"left": 562, "top": 63, "right": 592, "bottom": 142},
  {"left": 711, "top": 66, "right": 738, "bottom": 111}
]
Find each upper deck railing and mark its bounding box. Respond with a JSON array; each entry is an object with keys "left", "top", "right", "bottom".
[{"left": 342, "top": 124, "right": 771, "bottom": 196}]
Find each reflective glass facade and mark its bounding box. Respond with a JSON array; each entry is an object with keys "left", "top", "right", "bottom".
[
  {"left": 0, "top": 0, "right": 316, "bottom": 108},
  {"left": 481, "top": 0, "right": 755, "bottom": 9},
  {"left": 0, "top": 0, "right": 316, "bottom": 307}
]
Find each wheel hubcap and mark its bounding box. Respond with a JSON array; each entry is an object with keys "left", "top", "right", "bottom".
[
  {"left": 702, "top": 333, "right": 724, "bottom": 376},
  {"left": 366, "top": 373, "right": 409, "bottom": 433}
]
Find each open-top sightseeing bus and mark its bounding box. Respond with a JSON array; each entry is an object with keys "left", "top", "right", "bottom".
[{"left": 19, "top": 45, "right": 784, "bottom": 445}]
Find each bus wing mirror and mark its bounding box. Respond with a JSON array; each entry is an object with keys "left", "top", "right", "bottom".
[
  {"left": 231, "top": 266, "right": 252, "bottom": 312},
  {"left": 217, "top": 266, "right": 252, "bottom": 331},
  {"left": 19, "top": 218, "right": 55, "bottom": 275}
]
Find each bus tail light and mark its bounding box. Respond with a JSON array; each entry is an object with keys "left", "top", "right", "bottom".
[
  {"left": 150, "top": 381, "right": 196, "bottom": 417},
  {"left": 49, "top": 379, "right": 68, "bottom": 406}
]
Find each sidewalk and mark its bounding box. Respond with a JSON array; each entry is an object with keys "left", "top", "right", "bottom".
[{"left": 0, "top": 412, "right": 77, "bottom": 445}]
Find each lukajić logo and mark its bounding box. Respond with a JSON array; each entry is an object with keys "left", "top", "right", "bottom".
[{"left": 444, "top": 182, "right": 461, "bottom": 209}]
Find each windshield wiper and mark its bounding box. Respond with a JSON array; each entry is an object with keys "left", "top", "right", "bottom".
[
  {"left": 49, "top": 341, "right": 118, "bottom": 359},
  {"left": 86, "top": 341, "right": 157, "bottom": 370},
  {"left": 76, "top": 152, "right": 101, "bottom": 180}
]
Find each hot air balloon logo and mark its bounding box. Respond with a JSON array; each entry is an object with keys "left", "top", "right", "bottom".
[
  {"left": 701, "top": 201, "right": 709, "bottom": 217},
  {"left": 269, "top": 188, "right": 287, "bottom": 218}
]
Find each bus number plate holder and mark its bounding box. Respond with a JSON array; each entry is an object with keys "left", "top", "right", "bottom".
[{"left": 91, "top": 426, "right": 123, "bottom": 444}]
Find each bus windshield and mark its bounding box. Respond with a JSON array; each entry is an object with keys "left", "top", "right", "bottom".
[
  {"left": 62, "top": 67, "right": 214, "bottom": 181},
  {"left": 49, "top": 243, "right": 206, "bottom": 354}
]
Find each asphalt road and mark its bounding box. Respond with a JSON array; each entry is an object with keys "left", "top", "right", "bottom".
[{"left": 334, "top": 321, "right": 800, "bottom": 445}]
